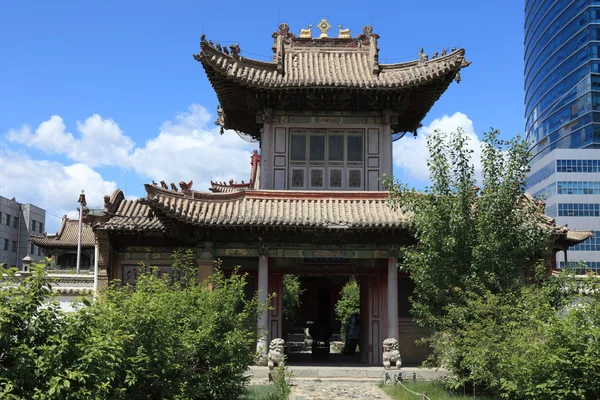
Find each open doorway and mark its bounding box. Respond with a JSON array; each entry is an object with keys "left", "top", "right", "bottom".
[{"left": 282, "top": 274, "right": 362, "bottom": 365}]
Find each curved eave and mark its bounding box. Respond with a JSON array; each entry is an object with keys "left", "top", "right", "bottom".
[
  {"left": 195, "top": 41, "right": 466, "bottom": 136},
  {"left": 554, "top": 230, "right": 594, "bottom": 247},
  {"left": 143, "top": 184, "right": 410, "bottom": 230},
  {"left": 30, "top": 236, "right": 95, "bottom": 248},
  {"left": 196, "top": 42, "right": 465, "bottom": 90},
  {"left": 94, "top": 198, "right": 166, "bottom": 234}
]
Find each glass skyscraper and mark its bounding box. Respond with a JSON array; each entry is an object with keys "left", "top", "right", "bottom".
[{"left": 525, "top": 0, "right": 600, "bottom": 271}]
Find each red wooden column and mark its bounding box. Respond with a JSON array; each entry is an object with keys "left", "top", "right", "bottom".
[
  {"left": 196, "top": 242, "right": 214, "bottom": 282},
  {"left": 387, "top": 256, "right": 399, "bottom": 339},
  {"left": 256, "top": 254, "right": 269, "bottom": 365},
  {"left": 361, "top": 269, "right": 387, "bottom": 365},
  {"left": 359, "top": 275, "right": 369, "bottom": 365},
  {"left": 268, "top": 269, "right": 283, "bottom": 343},
  {"left": 94, "top": 230, "right": 111, "bottom": 292}
]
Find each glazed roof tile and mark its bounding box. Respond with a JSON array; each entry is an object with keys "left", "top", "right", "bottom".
[
  {"left": 102, "top": 199, "right": 165, "bottom": 232},
  {"left": 30, "top": 218, "right": 95, "bottom": 248},
  {"left": 142, "top": 185, "right": 409, "bottom": 229},
  {"left": 199, "top": 42, "right": 465, "bottom": 89}
]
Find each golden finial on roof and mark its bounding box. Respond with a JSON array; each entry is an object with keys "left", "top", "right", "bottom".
[
  {"left": 299, "top": 24, "right": 312, "bottom": 38},
  {"left": 317, "top": 18, "right": 331, "bottom": 38}
]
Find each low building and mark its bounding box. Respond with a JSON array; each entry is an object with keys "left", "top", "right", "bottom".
[
  {"left": 30, "top": 216, "right": 96, "bottom": 271},
  {"left": 0, "top": 196, "right": 46, "bottom": 269}
]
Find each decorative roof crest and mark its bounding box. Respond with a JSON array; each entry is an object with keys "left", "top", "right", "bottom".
[{"left": 316, "top": 18, "right": 331, "bottom": 39}]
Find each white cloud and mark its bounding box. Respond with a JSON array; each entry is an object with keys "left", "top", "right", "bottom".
[
  {"left": 128, "top": 104, "right": 256, "bottom": 190},
  {"left": 393, "top": 112, "right": 482, "bottom": 183},
  {"left": 73, "top": 115, "right": 135, "bottom": 167},
  {"left": 7, "top": 114, "right": 134, "bottom": 168},
  {"left": 0, "top": 150, "right": 117, "bottom": 233},
  {"left": 2, "top": 104, "right": 259, "bottom": 232},
  {"left": 7, "top": 116, "right": 76, "bottom": 155}
]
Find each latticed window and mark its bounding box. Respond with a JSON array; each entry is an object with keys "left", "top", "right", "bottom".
[
  {"left": 290, "top": 135, "right": 307, "bottom": 161},
  {"left": 311, "top": 169, "right": 324, "bottom": 187},
  {"left": 330, "top": 169, "right": 342, "bottom": 188},
  {"left": 288, "top": 128, "right": 365, "bottom": 189},
  {"left": 349, "top": 170, "right": 362, "bottom": 188},
  {"left": 347, "top": 136, "right": 364, "bottom": 162},
  {"left": 291, "top": 169, "right": 304, "bottom": 187},
  {"left": 328, "top": 135, "right": 344, "bottom": 161},
  {"left": 309, "top": 135, "right": 325, "bottom": 161}
]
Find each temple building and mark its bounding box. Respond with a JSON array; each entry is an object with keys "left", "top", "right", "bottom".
[
  {"left": 30, "top": 216, "right": 95, "bottom": 270},
  {"left": 85, "top": 20, "right": 588, "bottom": 366}
]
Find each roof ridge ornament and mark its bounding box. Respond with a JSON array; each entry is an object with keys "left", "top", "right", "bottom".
[
  {"left": 337, "top": 25, "right": 351, "bottom": 39},
  {"left": 215, "top": 104, "right": 226, "bottom": 134},
  {"left": 317, "top": 18, "right": 331, "bottom": 39},
  {"left": 299, "top": 24, "right": 312, "bottom": 39}
]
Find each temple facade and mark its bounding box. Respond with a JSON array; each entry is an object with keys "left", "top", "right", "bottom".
[{"left": 85, "top": 20, "right": 588, "bottom": 366}]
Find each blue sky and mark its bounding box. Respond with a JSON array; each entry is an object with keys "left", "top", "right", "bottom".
[{"left": 0, "top": 0, "right": 525, "bottom": 232}]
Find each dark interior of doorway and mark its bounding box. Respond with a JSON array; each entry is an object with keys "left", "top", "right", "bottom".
[{"left": 283, "top": 274, "right": 363, "bottom": 366}]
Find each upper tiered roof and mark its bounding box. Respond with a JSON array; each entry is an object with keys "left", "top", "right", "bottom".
[{"left": 194, "top": 19, "right": 470, "bottom": 139}]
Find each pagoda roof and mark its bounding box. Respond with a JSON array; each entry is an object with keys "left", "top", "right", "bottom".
[
  {"left": 30, "top": 217, "right": 95, "bottom": 249},
  {"left": 92, "top": 184, "right": 593, "bottom": 249},
  {"left": 141, "top": 184, "right": 410, "bottom": 230},
  {"left": 194, "top": 21, "right": 470, "bottom": 138}
]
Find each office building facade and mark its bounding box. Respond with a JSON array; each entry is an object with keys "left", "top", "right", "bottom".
[
  {"left": 525, "top": 0, "right": 600, "bottom": 271},
  {"left": 0, "top": 196, "right": 46, "bottom": 269}
]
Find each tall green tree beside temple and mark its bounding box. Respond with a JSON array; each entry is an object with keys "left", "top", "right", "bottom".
[{"left": 384, "top": 128, "right": 549, "bottom": 331}]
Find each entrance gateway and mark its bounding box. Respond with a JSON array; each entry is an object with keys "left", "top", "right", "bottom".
[{"left": 86, "top": 19, "right": 473, "bottom": 365}]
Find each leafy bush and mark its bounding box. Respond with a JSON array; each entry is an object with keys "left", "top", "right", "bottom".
[
  {"left": 434, "top": 273, "right": 600, "bottom": 399},
  {"left": 335, "top": 280, "right": 360, "bottom": 341},
  {"left": 270, "top": 359, "right": 292, "bottom": 400},
  {"left": 0, "top": 263, "right": 126, "bottom": 399},
  {"left": 90, "top": 264, "right": 260, "bottom": 399},
  {"left": 0, "top": 258, "right": 263, "bottom": 400}
]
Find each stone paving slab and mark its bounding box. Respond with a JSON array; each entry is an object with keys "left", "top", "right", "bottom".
[{"left": 290, "top": 380, "right": 392, "bottom": 400}]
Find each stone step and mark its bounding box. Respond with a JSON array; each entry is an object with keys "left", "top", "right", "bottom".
[{"left": 247, "top": 366, "right": 448, "bottom": 383}]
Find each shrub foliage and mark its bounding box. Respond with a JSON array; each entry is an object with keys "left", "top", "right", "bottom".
[{"left": 0, "top": 253, "right": 261, "bottom": 400}]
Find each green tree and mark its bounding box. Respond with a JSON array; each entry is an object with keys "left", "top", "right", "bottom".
[
  {"left": 334, "top": 279, "right": 360, "bottom": 341},
  {"left": 90, "top": 264, "right": 261, "bottom": 399},
  {"left": 383, "top": 128, "right": 555, "bottom": 396},
  {"left": 383, "top": 128, "right": 549, "bottom": 331},
  {"left": 282, "top": 275, "right": 303, "bottom": 341}
]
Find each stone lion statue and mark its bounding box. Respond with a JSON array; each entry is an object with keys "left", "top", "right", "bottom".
[
  {"left": 383, "top": 338, "right": 401, "bottom": 369},
  {"left": 267, "top": 338, "right": 285, "bottom": 379}
]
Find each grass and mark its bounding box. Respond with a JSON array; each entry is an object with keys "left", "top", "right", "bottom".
[
  {"left": 383, "top": 381, "right": 498, "bottom": 400},
  {"left": 238, "top": 385, "right": 278, "bottom": 400}
]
